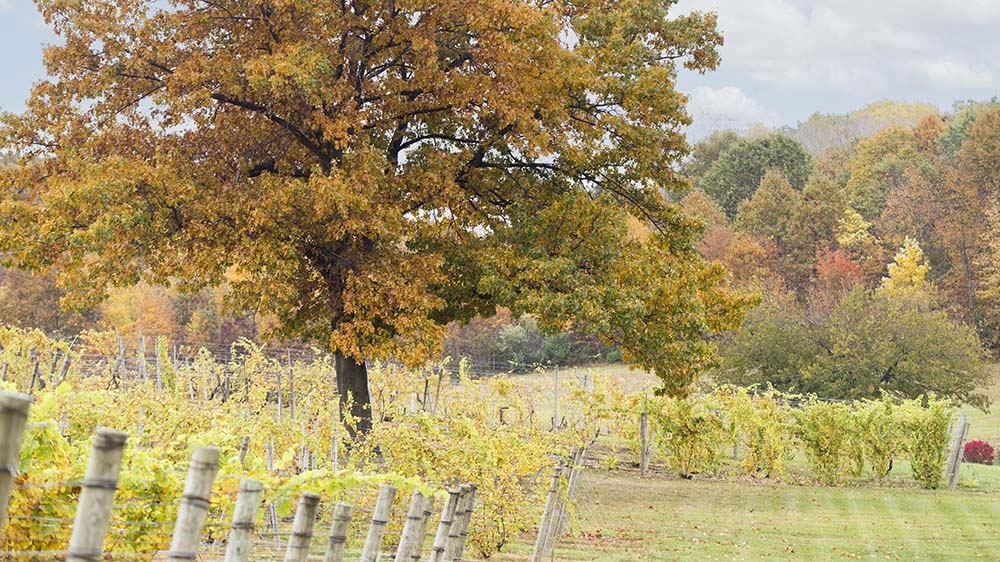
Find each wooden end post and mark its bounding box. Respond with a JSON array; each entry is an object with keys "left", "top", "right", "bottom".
[
  {"left": 0, "top": 391, "right": 31, "bottom": 532},
  {"left": 359, "top": 484, "right": 397, "bottom": 562},
  {"left": 169, "top": 446, "right": 221, "bottom": 562},
  {"left": 428, "top": 489, "right": 460, "bottom": 562},
  {"left": 224, "top": 478, "right": 264, "bottom": 562},
  {"left": 67, "top": 429, "right": 128, "bottom": 562},
  {"left": 393, "top": 489, "right": 426, "bottom": 562},
  {"left": 284, "top": 492, "right": 321, "bottom": 562},
  {"left": 322, "top": 501, "right": 353, "bottom": 562}
]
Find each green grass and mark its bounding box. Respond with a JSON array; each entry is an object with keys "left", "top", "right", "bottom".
[
  {"left": 480, "top": 364, "right": 1000, "bottom": 561},
  {"left": 488, "top": 471, "right": 1000, "bottom": 561},
  {"left": 962, "top": 364, "right": 1000, "bottom": 443}
]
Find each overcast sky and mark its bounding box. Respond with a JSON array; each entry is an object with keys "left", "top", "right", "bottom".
[{"left": 2, "top": 0, "right": 1000, "bottom": 140}]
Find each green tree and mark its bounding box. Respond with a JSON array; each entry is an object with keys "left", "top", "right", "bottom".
[
  {"left": 786, "top": 176, "right": 848, "bottom": 263},
  {"left": 845, "top": 126, "right": 927, "bottom": 221},
  {"left": 735, "top": 173, "right": 846, "bottom": 289},
  {"left": 701, "top": 134, "right": 812, "bottom": 219},
  {"left": 681, "top": 130, "right": 740, "bottom": 188},
  {"left": 938, "top": 99, "right": 1000, "bottom": 157},
  {"left": 0, "top": 0, "right": 744, "bottom": 432},
  {"left": 735, "top": 171, "right": 801, "bottom": 243},
  {"left": 718, "top": 282, "right": 989, "bottom": 407},
  {"left": 680, "top": 189, "right": 728, "bottom": 233}
]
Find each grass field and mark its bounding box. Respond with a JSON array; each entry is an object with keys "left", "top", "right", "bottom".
[
  {"left": 481, "top": 364, "right": 1000, "bottom": 561},
  {"left": 491, "top": 471, "right": 1000, "bottom": 561}
]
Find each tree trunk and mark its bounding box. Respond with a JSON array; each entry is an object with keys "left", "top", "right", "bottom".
[{"left": 335, "top": 352, "right": 372, "bottom": 438}]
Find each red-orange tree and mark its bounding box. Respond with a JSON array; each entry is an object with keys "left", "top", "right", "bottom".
[{"left": 1, "top": 0, "right": 746, "bottom": 433}]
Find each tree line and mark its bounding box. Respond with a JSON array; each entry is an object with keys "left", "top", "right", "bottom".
[{"left": 682, "top": 99, "right": 999, "bottom": 404}]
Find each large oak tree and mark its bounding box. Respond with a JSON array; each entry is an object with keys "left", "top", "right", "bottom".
[{"left": 1, "top": 0, "right": 747, "bottom": 434}]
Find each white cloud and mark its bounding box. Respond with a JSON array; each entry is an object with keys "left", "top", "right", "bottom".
[
  {"left": 905, "top": 60, "right": 997, "bottom": 89},
  {"left": 0, "top": 0, "right": 12, "bottom": 13},
  {"left": 675, "top": 0, "right": 1000, "bottom": 95},
  {"left": 685, "top": 86, "right": 779, "bottom": 138}
]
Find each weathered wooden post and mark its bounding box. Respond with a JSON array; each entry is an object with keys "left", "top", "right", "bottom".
[
  {"left": 432, "top": 369, "right": 443, "bottom": 415},
  {"left": 331, "top": 408, "right": 341, "bottom": 470},
  {"left": 639, "top": 412, "right": 650, "bottom": 476},
  {"left": 393, "top": 489, "right": 427, "bottom": 562},
  {"left": 428, "top": 489, "right": 460, "bottom": 562},
  {"left": 284, "top": 492, "right": 321, "bottom": 562},
  {"left": 322, "top": 501, "right": 353, "bottom": 562},
  {"left": 945, "top": 413, "right": 970, "bottom": 491},
  {"left": 530, "top": 465, "right": 563, "bottom": 562},
  {"left": 549, "top": 448, "right": 587, "bottom": 553},
  {"left": 265, "top": 438, "right": 281, "bottom": 549},
  {"left": 551, "top": 367, "right": 559, "bottom": 431},
  {"left": 287, "top": 352, "right": 297, "bottom": 420},
  {"left": 360, "top": 484, "right": 397, "bottom": 562},
  {"left": 277, "top": 367, "right": 284, "bottom": 421},
  {"left": 453, "top": 485, "right": 477, "bottom": 561},
  {"left": 0, "top": 391, "right": 31, "bottom": 532},
  {"left": 67, "top": 429, "right": 128, "bottom": 562},
  {"left": 238, "top": 435, "right": 251, "bottom": 467},
  {"left": 443, "top": 486, "right": 471, "bottom": 561},
  {"left": 410, "top": 494, "right": 435, "bottom": 561},
  {"left": 444, "top": 484, "right": 474, "bottom": 561},
  {"left": 168, "top": 446, "right": 221, "bottom": 562},
  {"left": 224, "top": 478, "right": 264, "bottom": 562},
  {"left": 154, "top": 337, "right": 163, "bottom": 392},
  {"left": 138, "top": 330, "right": 148, "bottom": 384}
]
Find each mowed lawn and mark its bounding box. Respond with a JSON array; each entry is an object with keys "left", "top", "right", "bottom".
[
  {"left": 489, "top": 471, "right": 1000, "bottom": 561},
  {"left": 483, "top": 365, "right": 1000, "bottom": 561}
]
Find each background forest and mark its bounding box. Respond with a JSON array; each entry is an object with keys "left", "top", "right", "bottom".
[{"left": 1, "top": 98, "right": 997, "bottom": 401}]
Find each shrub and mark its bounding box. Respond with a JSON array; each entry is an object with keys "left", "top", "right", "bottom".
[
  {"left": 898, "top": 398, "right": 952, "bottom": 489},
  {"left": 963, "top": 440, "right": 995, "bottom": 465},
  {"left": 718, "top": 386, "right": 794, "bottom": 478},
  {"left": 852, "top": 397, "right": 903, "bottom": 479},
  {"left": 655, "top": 397, "right": 726, "bottom": 478},
  {"left": 792, "top": 400, "right": 853, "bottom": 484}
]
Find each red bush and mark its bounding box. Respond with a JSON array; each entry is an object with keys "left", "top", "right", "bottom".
[{"left": 963, "top": 440, "right": 995, "bottom": 465}]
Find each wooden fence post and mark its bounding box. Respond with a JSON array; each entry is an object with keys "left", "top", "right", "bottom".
[
  {"left": 284, "top": 492, "right": 321, "bottom": 562},
  {"left": 428, "top": 489, "right": 460, "bottom": 562},
  {"left": 154, "top": 337, "right": 163, "bottom": 392},
  {"left": 138, "top": 330, "right": 147, "bottom": 384},
  {"left": 551, "top": 367, "right": 559, "bottom": 431},
  {"left": 169, "top": 446, "right": 221, "bottom": 562},
  {"left": 530, "top": 465, "right": 562, "bottom": 562},
  {"left": 443, "top": 486, "right": 470, "bottom": 561},
  {"left": 639, "top": 412, "right": 650, "bottom": 476},
  {"left": 548, "top": 448, "right": 587, "bottom": 553},
  {"left": 453, "top": 485, "right": 477, "bottom": 561},
  {"left": 360, "top": 484, "right": 397, "bottom": 562},
  {"left": 444, "top": 484, "right": 474, "bottom": 561},
  {"left": 322, "top": 501, "right": 353, "bottom": 562},
  {"left": 432, "top": 369, "right": 443, "bottom": 415},
  {"left": 946, "top": 413, "right": 970, "bottom": 491},
  {"left": 287, "top": 352, "right": 296, "bottom": 420},
  {"left": 410, "top": 494, "right": 435, "bottom": 561},
  {"left": 393, "top": 490, "right": 427, "bottom": 562},
  {"left": 0, "top": 391, "right": 31, "bottom": 532},
  {"left": 277, "top": 367, "right": 283, "bottom": 421},
  {"left": 67, "top": 429, "right": 128, "bottom": 562},
  {"left": 224, "top": 478, "right": 264, "bottom": 562},
  {"left": 237, "top": 435, "right": 251, "bottom": 468}
]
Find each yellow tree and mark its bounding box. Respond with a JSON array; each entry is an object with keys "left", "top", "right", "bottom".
[
  {"left": 0, "top": 0, "right": 745, "bottom": 432},
  {"left": 878, "top": 237, "right": 930, "bottom": 297}
]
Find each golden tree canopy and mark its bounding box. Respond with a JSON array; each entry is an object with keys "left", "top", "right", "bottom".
[{"left": 1, "top": 0, "right": 745, "bottom": 397}]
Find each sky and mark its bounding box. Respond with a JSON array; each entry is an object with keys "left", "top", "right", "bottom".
[{"left": 2, "top": 0, "right": 1000, "bottom": 140}]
